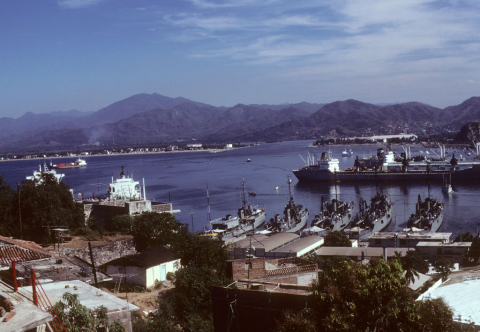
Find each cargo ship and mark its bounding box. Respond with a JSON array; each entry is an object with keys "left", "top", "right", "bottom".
[
  {"left": 265, "top": 177, "right": 308, "bottom": 233},
  {"left": 406, "top": 194, "right": 443, "bottom": 233},
  {"left": 51, "top": 158, "right": 87, "bottom": 169},
  {"left": 293, "top": 147, "right": 480, "bottom": 182},
  {"left": 344, "top": 193, "right": 394, "bottom": 240},
  {"left": 311, "top": 196, "right": 355, "bottom": 232}
]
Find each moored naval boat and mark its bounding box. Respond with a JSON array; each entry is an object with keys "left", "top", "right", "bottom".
[
  {"left": 26, "top": 160, "right": 65, "bottom": 185},
  {"left": 265, "top": 177, "right": 308, "bottom": 233},
  {"left": 345, "top": 193, "right": 394, "bottom": 240},
  {"left": 406, "top": 194, "right": 444, "bottom": 233},
  {"left": 293, "top": 146, "right": 480, "bottom": 182},
  {"left": 311, "top": 196, "right": 355, "bottom": 232},
  {"left": 211, "top": 179, "right": 265, "bottom": 238}
]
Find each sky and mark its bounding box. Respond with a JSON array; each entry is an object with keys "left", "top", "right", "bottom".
[{"left": 1, "top": 0, "right": 480, "bottom": 118}]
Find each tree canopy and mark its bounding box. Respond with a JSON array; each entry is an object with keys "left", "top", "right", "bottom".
[
  {"left": 0, "top": 173, "right": 84, "bottom": 244},
  {"left": 132, "top": 212, "right": 188, "bottom": 251},
  {"left": 54, "top": 292, "right": 125, "bottom": 332},
  {"left": 323, "top": 230, "right": 352, "bottom": 247}
]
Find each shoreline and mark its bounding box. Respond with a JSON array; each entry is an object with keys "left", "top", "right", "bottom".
[{"left": 0, "top": 146, "right": 248, "bottom": 163}]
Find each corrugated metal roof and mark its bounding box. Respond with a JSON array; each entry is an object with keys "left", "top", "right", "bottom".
[
  {"left": 100, "top": 246, "right": 180, "bottom": 269},
  {"left": 315, "top": 247, "right": 412, "bottom": 257},
  {"left": 0, "top": 236, "right": 53, "bottom": 267}
]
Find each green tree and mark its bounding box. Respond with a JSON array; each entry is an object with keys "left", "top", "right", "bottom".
[
  {"left": 0, "top": 175, "right": 15, "bottom": 236},
  {"left": 154, "top": 233, "right": 230, "bottom": 331},
  {"left": 15, "top": 174, "right": 84, "bottom": 244},
  {"left": 454, "top": 232, "right": 474, "bottom": 242},
  {"left": 323, "top": 230, "right": 351, "bottom": 247},
  {"left": 395, "top": 250, "right": 429, "bottom": 285},
  {"left": 132, "top": 212, "right": 188, "bottom": 251},
  {"left": 109, "top": 214, "right": 134, "bottom": 234},
  {"left": 415, "top": 298, "right": 475, "bottom": 332},
  {"left": 54, "top": 293, "right": 125, "bottom": 332},
  {"left": 434, "top": 259, "right": 453, "bottom": 282},
  {"left": 275, "top": 308, "right": 316, "bottom": 332},
  {"left": 468, "top": 235, "right": 480, "bottom": 264},
  {"left": 312, "top": 258, "right": 416, "bottom": 331}
]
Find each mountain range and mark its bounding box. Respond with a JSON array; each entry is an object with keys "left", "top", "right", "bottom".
[{"left": 1, "top": 93, "right": 480, "bottom": 153}]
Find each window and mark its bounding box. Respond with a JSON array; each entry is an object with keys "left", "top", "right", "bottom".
[
  {"left": 245, "top": 262, "right": 252, "bottom": 270},
  {"left": 400, "top": 239, "right": 407, "bottom": 245},
  {"left": 375, "top": 239, "right": 381, "bottom": 245},
  {"left": 173, "top": 261, "right": 179, "bottom": 269}
]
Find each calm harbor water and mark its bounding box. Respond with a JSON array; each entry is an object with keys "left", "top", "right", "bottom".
[{"left": 2, "top": 141, "right": 480, "bottom": 238}]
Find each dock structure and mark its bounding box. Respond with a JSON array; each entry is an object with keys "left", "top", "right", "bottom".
[{"left": 368, "top": 232, "right": 452, "bottom": 248}]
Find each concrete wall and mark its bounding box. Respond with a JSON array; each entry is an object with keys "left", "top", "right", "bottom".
[
  {"left": 107, "top": 259, "right": 180, "bottom": 288},
  {"left": 151, "top": 202, "right": 172, "bottom": 213},
  {"left": 417, "top": 246, "right": 469, "bottom": 265},
  {"left": 125, "top": 201, "right": 151, "bottom": 215},
  {"left": 63, "top": 239, "right": 137, "bottom": 267},
  {"left": 145, "top": 259, "right": 180, "bottom": 287},
  {"left": 108, "top": 309, "right": 134, "bottom": 332}
]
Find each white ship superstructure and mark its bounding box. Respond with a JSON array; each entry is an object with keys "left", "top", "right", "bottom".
[
  {"left": 26, "top": 161, "right": 65, "bottom": 185},
  {"left": 108, "top": 166, "right": 143, "bottom": 200}
]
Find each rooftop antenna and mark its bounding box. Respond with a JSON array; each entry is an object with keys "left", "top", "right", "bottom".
[{"left": 206, "top": 182, "right": 211, "bottom": 224}]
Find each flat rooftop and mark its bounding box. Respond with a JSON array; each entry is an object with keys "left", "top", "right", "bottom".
[
  {"left": 416, "top": 241, "right": 472, "bottom": 248},
  {"left": 22, "top": 280, "right": 139, "bottom": 313},
  {"left": 316, "top": 247, "right": 412, "bottom": 257},
  {"left": 272, "top": 236, "right": 323, "bottom": 255},
  {"left": 369, "top": 232, "right": 452, "bottom": 240},
  {"left": 0, "top": 281, "right": 53, "bottom": 332},
  {"left": 234, "top": 233, "right": 299, "bottom": 252},
  {"left": 429, "top": 278, "right": 480, "bottom": 326}
]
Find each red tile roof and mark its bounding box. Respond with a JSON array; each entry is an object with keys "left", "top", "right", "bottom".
[{"left": 0, "top": 236, "right": 54, "bottom": 267}]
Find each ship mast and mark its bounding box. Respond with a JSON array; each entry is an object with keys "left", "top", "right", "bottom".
[
  {"left": 287, "top": 176, "right": 293, "bottom": 203},
  {"left": 241, "top": 178, "right": 247, "bottom": 208},
  {"left": 206, "top": 182, "right": 211, "bottom": 224}
]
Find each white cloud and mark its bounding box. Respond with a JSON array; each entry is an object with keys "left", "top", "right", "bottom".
[{"left": 58, "top": 0, "right": 106, "bottom": 9}]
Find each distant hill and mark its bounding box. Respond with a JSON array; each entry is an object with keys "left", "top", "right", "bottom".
[
  {"left": 2, "top": 94, "right": 480, "bottom": 153},
  {"left": 455, "top": 121, "right": 480, "bottom": 142}
]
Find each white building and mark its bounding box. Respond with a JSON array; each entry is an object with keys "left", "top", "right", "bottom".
[
  {"left": 368, "top": 232, "right": 452, "bottom": 248},
  {"left": 100, "top": 246, "right": 181, "bottom": 288}
]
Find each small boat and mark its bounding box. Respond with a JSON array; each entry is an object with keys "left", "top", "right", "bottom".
[
  {"left": 248, "top": 192, "right": 257, "bottom": 196},
  {"left": 442, "top": 174, "right": 453, "bottom": 194},
  {"left": 342, "top": 148, "right": 353, "bottom": 157},
  {"left": 246, "top": 159, "right": 252, "bottom": 162}
]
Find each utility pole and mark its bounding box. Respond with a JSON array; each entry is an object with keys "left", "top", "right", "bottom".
[
  {"left": 17, "top": 182, "right": 22, "bottom": 239},
  {"left": 190, "top": 212, "right": 194, "bottom": 232},
  {"left": 88, "top": 241, "right": 98, "bottom": 288}
]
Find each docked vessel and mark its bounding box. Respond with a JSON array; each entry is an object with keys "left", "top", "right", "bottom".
[
  {"left": 265, "top": 177, "right": 308, "bottom": 233},
  {"left": 211, "top": 180, "right": 265, "bottom": 237},
  {"left": 26, "top": 161, "right": 65, "bottom": 184},
  {"left": 293, "top": 147, "right": 480, "bottom": 182},
  {"left": 345, "top": 193, "right": 394, "bottom": 240},
  {"left": 51, "top": 158, "right": 87, "bottom": 169},
  {"left": 107, "top": 166, "right": 144, "bottom": 200},
  {"left": 311, "top": 196, "right": 355, "bottom": 232},
  {"left": 406, "top": 194, "right": 444, "bottom": 233}
]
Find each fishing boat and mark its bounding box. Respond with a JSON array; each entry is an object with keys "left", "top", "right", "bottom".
[
  {"left": 406, "top": 194, "right": 444, "bottom": 233},
  {"left": 265, "top": 177, "right": 308, "bottom": 233},
  {"left": 211, "top": 180, "right": 265, "bottom": 237},
  {"left": 26, "top": 160, "right": 65, "bottom": 184},
  {"left": 311, "top": 196, "right": 355, "bottom": 232},
  {"left": 345, "top": 193, "right": 394, "bottom": 240}
]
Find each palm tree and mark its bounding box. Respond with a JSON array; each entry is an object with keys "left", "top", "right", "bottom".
[{"left": 401, "top": 250, "right": 420, "bottom": 285}]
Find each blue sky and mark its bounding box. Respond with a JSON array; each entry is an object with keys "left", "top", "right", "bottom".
[{"left": 1, "top": 0, "right": 480, "bottom": 118}]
